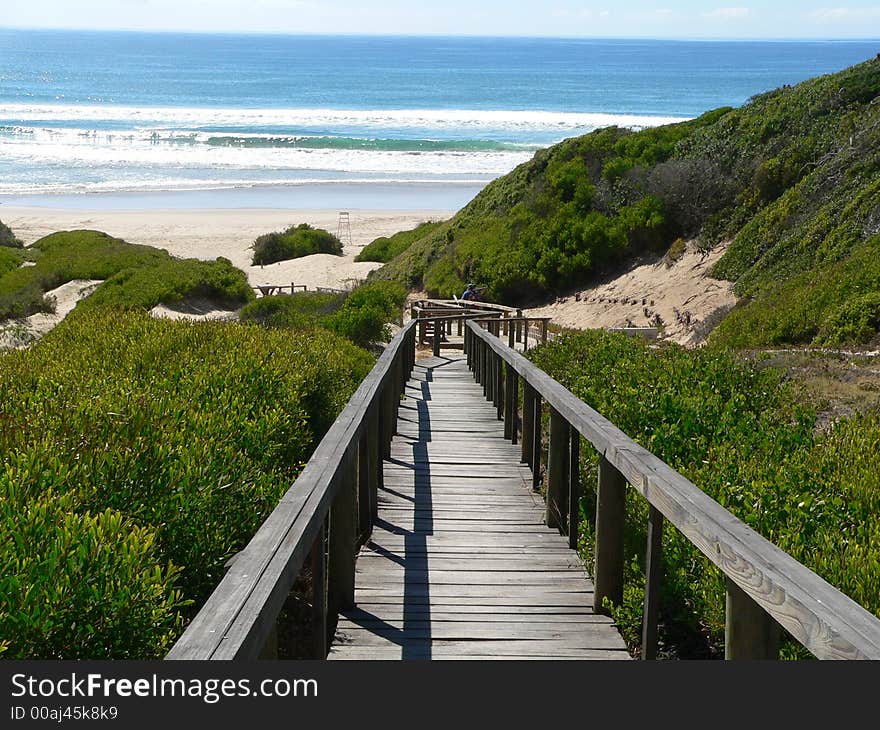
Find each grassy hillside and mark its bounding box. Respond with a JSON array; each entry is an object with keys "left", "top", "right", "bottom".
[{"left": 375, "top": 57, "right": 880, "bottom": 346}]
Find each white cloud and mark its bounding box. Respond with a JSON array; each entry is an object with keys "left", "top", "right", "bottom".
[
  {"left": 702, "top": 7, "right": 751, "bottom": 20},
  {"left": 808, "top": 6, "right": 880, "bottom": 23}
]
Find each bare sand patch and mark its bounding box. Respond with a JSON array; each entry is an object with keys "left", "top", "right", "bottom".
[
  {"left": 0, "top": 279, "right": 102, "bottom": 350},
  {"left": 525, "top": 241, "right": 737, "bottom": 346}
]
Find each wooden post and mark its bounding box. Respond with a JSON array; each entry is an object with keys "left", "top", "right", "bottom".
[
  {"left": 328, "top": 447, "right": 358, "bottom": 618},
  {"left": 516, "top": 310, "right": 523, "bottom": 343},
  {"left": 725, "top": 579, "right": 780, "bottom": 659},
  {"left": 432, "top": 318, "right": 441, "bottom": 356},
  {"left": 457, "top": 317, "right": 463, "bottom": 336},
  {"left": 509, "top": 367, "right": 519, "bottom": 445},
  {"left": 546, "top": 407, "right": 569, "bottom": 530},
  {"left": 594, "top": 455, "right": 626, "bottom": 614},
  {"left": 371, "top": 407, "right": 382, "bottom": 524},
  {"left": 642, "top": 505, "right": 664, "bottom": 660},
  {"left": 521, "top": 382, "right": 535, "bottom": 465},
  {"left": 381, "top": 379, "right": 394, "bottom": 459},
  {"left": 508, "top": 322, "right": 515, "bottom": 349},
  {"left": 495, "top": 354, "right": 503, "bottom": 419},
  {"left": 258, "top": 623, "right": 278, "bottom": 659},
  {"left": 357, "top": 425, "right": 371, "bottom": 544},
  {"left": 503, "top": 362, "right": 516, "bottom": 440},
  {"left": 568, "top": 428, "right": 580, "bottom": 550},
  {"left": 482, "top": 343, "right": 490, "bottom": 398},
  {"left": 531, "top": 395, "right": 542, "bottom": 491},
  {"left": 310, "top": 520, "right": 327, "bottom": 658},
  {"left": 541, "top": 320, "right": 548, "bottom": 343},
  {"left": 393, "top": 355, "right": 403, "bottom": 425}
]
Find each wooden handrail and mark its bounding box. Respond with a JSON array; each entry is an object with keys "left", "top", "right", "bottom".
[
  {"left": 167, "top": 320, "right": 417, "bottom": 660},
  {"left": 464, "top": 319, "right": 880, "bottom": 660}
]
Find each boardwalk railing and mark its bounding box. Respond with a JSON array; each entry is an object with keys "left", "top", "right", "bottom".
[
  {"left": 167, "top": 305, "right": 880, "bottom": 661},
  {"left": 167, "top": 320, "right": 417, "bottom": 660},
  {"left": 464, "top": 318, "right": 880, "bottom": 660},
  {"left": 252, "top": 284, "right": 347, "bottom": 297}
]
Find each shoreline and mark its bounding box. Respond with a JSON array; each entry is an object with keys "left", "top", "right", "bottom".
[
  {"left": 0, "top": 181, "right": 485, "bottom": 212},
  {"left": 3, "top": 205, "right": 454, "bottom": 291}
]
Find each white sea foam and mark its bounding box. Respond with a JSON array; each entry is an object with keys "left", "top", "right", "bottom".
[
  {"left": 0, "top": 103, "right": 689, "bottom": 135},
  {"left": 0, "top": 103, "right": 690, "bottom": 195}
]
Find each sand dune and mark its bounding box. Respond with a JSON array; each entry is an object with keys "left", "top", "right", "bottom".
[{"left": 525, "top": 241, "right": 737, "bottom": 347}]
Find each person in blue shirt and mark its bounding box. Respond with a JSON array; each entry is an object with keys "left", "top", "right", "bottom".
[{"left": 461, "top": 283, "right": 478, "bottom": 301}]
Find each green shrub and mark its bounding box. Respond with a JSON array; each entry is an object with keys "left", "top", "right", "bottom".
[
  {"left": 325, "top": 304, "right": 388, "bottom": 347},
  {"left": 712, "top": 237, "right": 880, "bottom": 348},
  {"left": 240, "top": 291, "right": 346, "bottom": 330},
  {"left": 0, "top": 230, "right": 172, "bottom": 320},
  {"left": 356, "top": 221, "right": 444, "bottom": 263},
  {"left": 0, "top": 308, "right": 373, "bottom": 657},
  {"left": 0, "top": 220, "right": 22, "bottom": 248},
  {"left": 252, "top": 224, "right": 343, "bottom": 265},
  {"left": 241, "top": 281, "right": 406, "bottom": 348},
  {"left": 0, "top": 486, "right": 186, "bottom": 659},
  {"left": 78, "top": 256, "right": 254, "bottom": 313},
  {"left": 0, "top": 247, "right": 22, "bottom": 278}
]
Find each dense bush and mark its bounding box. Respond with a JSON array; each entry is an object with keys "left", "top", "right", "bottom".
[
  {"left": 251, "top": 223, "right": 342, "bottom": 265},
  {"left": 529, "top": 330, "right": 880, "bottom": 658},
  {"left": 241, "top": 280, "right": 407, "bottom": 348},
  {"left": 0, "top": 247, "right": 22, "bottom": 278},
  {"left": 78, "top": 256, "right": 254, "bottom": 314},
  {"left": 356, "top": 221, "right": 444, "bottom": 263},
  {"left": 0, "top": 309, "right": 373, "bottom": 658},
  {"left": 239, "top": 291, "right": 345, "bottom": 330},
  {"left": 0, "top": 220, "right": 22, "bottom": 248}
]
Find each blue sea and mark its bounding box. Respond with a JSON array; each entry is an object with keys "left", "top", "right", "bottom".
[{"left": 0, "top": 30, "right": 876, "bottom": 208}]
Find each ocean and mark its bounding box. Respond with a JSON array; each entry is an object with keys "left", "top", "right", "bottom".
[{"left": 0, "top": 30, "right": 876, "bottom": 208}]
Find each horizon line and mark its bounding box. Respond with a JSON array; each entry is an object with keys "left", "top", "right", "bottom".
[{"left": 1, "top": 26, "right": 879, "bottom": 43}]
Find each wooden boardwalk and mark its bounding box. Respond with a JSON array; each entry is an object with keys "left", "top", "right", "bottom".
[{"left": 330, "top": 354, "right": 629, "bottom": 660}]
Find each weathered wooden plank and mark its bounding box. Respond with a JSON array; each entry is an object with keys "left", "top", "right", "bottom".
[
  {"left": 466, "top": 322, "right": 880, "bottom": 659},
  {"left": 352, "top": 593, "right": 597, "bottom": 607},
  {"left": 341, "top": 606, "right": 599, "bottom": 618},
  {"left": 331, "top": 635, "right": 629, "bottom": 651},
  {"left": 327, "top": 350, "right": 630, "bottom": 661},
  {"left": 330, "top": 650, "right": 625, "bottom": 660}
]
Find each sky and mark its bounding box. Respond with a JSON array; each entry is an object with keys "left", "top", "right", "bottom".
[{"left": 1, "top": 1, "right": 879, "bottom": 39}]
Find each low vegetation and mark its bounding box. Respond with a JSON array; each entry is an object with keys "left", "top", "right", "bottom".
[
  {"left": 529, "top": 331, "right": 880, "bottom": 658},
  {"left": 240, "top": 280, "right": 407, "bottom": 347},
  {"left": 0, "top": 309, "right": 373, "bottom": 658},
  {"left": 0, "top": 247, "right": 22, "bottom": 278},
  {"left": 251, "top": 223, "right": 343, "bottom": 266},
  {"left": 355, "top": 220, "right": 444, "bottom": 263},
  {"left": 0, "top": 227, "right": 407, "bottom": 658},
  {"left": 0, "top": 230, "right": 254, "bottom": 321},
  {"left": 0, "top": 220, "right": 22, "bottom": 248}
]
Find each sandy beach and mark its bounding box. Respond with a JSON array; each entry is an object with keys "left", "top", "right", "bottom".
[{"left": 2, "top": 206, "right": 453, "bottom": 291}]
